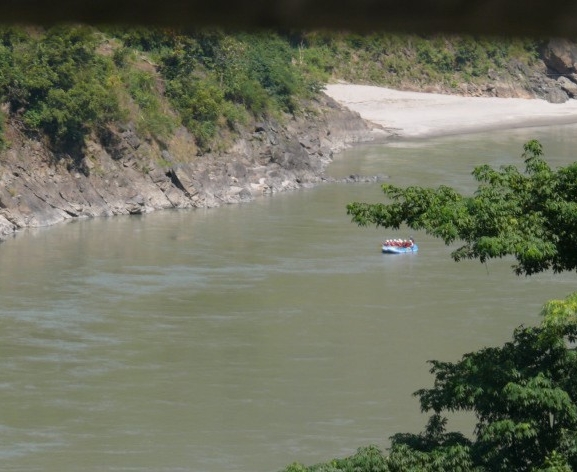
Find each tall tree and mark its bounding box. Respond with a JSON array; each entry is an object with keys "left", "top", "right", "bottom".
[{"left": 347, "top": 140, "right": 577, "bottom": 275}]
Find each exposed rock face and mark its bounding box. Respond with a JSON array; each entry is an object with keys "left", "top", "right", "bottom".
[
  {"left": 0, "top": 93, "right": 375, "bottom": 240},
  {"left": 536, "top": 39, "right": 577, "bottom": 102},
  {"left": 557, "top": 76, "right": 577, "bottom": 97},
  {"left": 543, "top": 38, "right": 577, "bottom": 76}
]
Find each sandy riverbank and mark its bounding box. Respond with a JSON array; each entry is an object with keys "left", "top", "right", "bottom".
[{"left": 324, "top": 84, "right": 577, "bottom": 139}]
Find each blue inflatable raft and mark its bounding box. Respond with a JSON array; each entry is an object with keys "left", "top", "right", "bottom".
[{"left": 382, "top": 243, "right": 418, "bottom": 254}]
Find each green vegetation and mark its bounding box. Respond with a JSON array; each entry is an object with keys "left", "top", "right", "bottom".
[
  {"left": 292, "top": 32, "right": 540, "bottom": 90},
  {"left": 121, "top": 62, "right": 177, "bottom": 140},
  {"left": 103, "top": 28, "right": 316, "bottom": 151},
  {"left": 0, "top": 26, "right": 318, "bottom": 155},
  {"left": 1, "top": 25, "right": 122, "bottom": 152},
  {"left": 0, "top": 25, "right": 543, "bottom": 158},
  {"left": 281, "top": 292, "right": 577, "bottom": 472}
]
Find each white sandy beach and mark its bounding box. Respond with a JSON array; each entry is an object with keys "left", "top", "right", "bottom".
[{"left": 324, "top": 83, "right": 577, "bottom": 139}]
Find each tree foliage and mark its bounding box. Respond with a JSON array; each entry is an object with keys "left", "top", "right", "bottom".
[
  {"left": 347, "top": 140, "right": 577, "bottom": 275},
  {"left": 155, "top": 29, "right": 312, "bottom": 150},
  {"left": 5, "top": 25, "right": 122, "bottom": 150},
  {"left": 0, "top": 25, "right": 317, "bottom": 154},
  {"left": 280, "top": 293, "right": 577, "bottom": 472},
  {"left": 392, "top": 292, "right": 577, "bottom": 471}
]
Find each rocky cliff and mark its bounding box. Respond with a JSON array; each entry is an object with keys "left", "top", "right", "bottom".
[
  {"left": 0, "top": 92, "right": 374, "bottom": 240},
  {"left": 3, "top": 37, "right": 577, "bottom": 241}
]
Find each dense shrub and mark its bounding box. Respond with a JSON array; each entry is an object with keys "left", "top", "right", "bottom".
[
  {"left": 2, "top": 25, "right": 122, "bottom": 151},
  {"left": 293, "top": 32, "right": 541, "bottom": 91},
  {"left": 157, "top": 30, "right": 310, "bottom": 149},
  {"left": 124, "top": 68, "right": 177, "bottom": 139}
]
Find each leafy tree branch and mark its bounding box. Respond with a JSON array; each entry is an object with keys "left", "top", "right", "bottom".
[{"left": 347, "top": 140, "right": 577, "bottom": 275}]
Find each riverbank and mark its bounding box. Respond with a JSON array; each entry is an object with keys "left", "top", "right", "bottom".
[
  {"left": 4, "top": 83, "right": 577, "bottom": 241},
  {"left": 0, "top": 93, "right": 373, "bottom": 240},
  {"left": 324, "top": 83, "right": 577, "bottom": 139}
]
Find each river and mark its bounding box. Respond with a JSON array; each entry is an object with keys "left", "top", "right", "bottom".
[{"left": 1, "top": 124, "right": 576, "bottom": 471}]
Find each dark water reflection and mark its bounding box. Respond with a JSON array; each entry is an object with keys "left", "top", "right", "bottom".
[{"left": 1, "top": 124, "right": 576, "bottom": 471}]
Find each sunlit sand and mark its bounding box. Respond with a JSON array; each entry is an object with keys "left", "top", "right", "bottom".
[{"left": 324, "top": 83, "right": 577, "bottom": 139}]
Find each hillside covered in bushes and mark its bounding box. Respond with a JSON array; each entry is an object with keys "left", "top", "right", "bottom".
[
  {"left": 0, "top": 26, "right": 575, "bottom": 238},
  {"left": 0, "top": 26, "right": 569, "bottom": 157}
]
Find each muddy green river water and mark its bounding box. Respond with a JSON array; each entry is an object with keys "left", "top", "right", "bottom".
[{"left": 1, "top": 124, "right": 576, "bottom": 471}]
